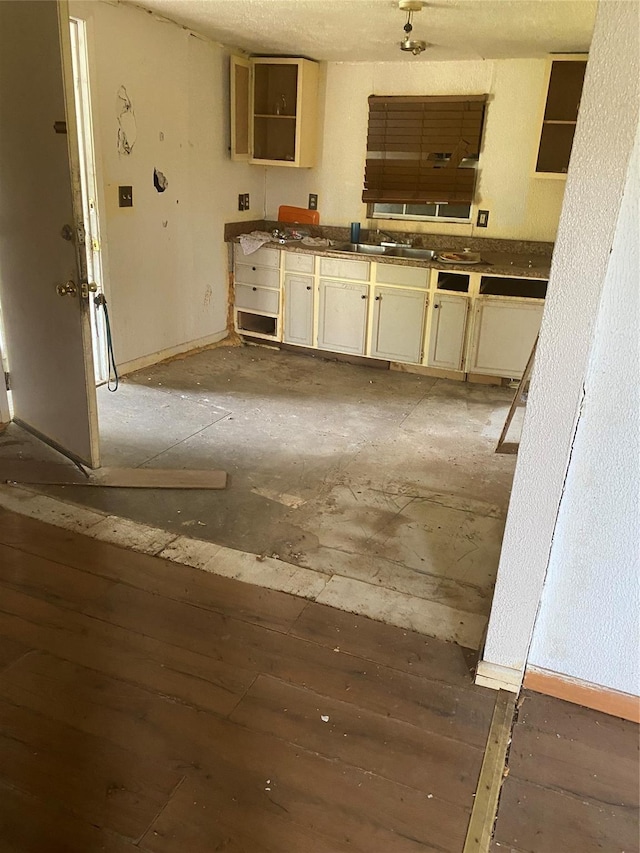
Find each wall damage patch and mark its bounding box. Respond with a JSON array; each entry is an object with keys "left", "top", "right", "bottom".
[
  {"left": 117, "top": 86, "right": 137, "bottom": 155},
  {"left": 154, "top": 168, "right": 168, "bottom": 192}
]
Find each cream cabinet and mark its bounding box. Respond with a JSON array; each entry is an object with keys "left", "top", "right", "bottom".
[
  {"left": 427, "top": 294, "right": 470, "bottom": 371},
  {"left": 233, "top": 245, "right": 547, "bottom": 380},
  {"left": 230, "top": 56, "right": 319, "bottom": 168},
  {"left": 283, "top": 274, "right": 314, "bottom": 346},
  {"left": 468, "top": 298, "right": 544, "bottom": 378},
  {"left": 317, "top": 280, "right": 369, "bottom": 355},
  {"left": 370, "top": 286, "right": 427, "bottom": 364}
]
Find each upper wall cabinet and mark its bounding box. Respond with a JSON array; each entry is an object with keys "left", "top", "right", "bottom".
[
  {"left": 535, "top": 55, "right": 587, "bottom": 177},
  {"left": 231, "top": 56, "right": 319, "bottom": 168}
]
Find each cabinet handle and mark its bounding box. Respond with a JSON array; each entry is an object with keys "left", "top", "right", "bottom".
[
  {"left": 375, "top": 295, "right": 381, "bottom": 301},
  {"left": 306, "top": 285, "right": 311, "bottom": 291},
  {"left": 252, "top": 287, "right": 257, "bottom": 291},
  {"left": 252, "top": 266, "right": 257, "bottom": 271},
  {"left": 434, "top": 304, "right": 439, "bottom": 309},
  {"left": 361, "top": 294, "right": 367, "bottom": 299}
]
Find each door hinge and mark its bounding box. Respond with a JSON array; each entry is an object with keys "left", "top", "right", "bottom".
[
  {"left": 76, "top": 223, "right": 86, "bottom": 245},
  {"left": 4, "top": 372, "right": 10, "bottom": 391}
]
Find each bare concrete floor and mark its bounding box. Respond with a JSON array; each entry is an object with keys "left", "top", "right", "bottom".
[{"left": 0, "top": 345, "right": 520, "bottom": 625}]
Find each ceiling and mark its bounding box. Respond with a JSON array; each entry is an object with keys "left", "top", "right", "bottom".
[{"left": 124, "top": 0, "right": 596, "bottom": 63}]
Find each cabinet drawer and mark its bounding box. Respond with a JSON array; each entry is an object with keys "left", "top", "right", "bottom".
[
  {"left": 375, "top": 262, "right": 429, "bottom": 289},
  {"left": 235, "top": 284, "right": 279, "bottom": 314},
  {"left": 319, "top": 256, "right": 370, "bottom": 281},
  {"left": 284, "top": 251, "right": 315, "bottom": 274},
  {"left": 235, "top": 263, "right": 280, "bottom": 289},
  {"left": 234, "top": 244, "right": 280, "bottom": 269}
]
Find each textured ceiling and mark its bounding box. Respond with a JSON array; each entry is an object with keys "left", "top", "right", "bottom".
[{"left": 123, "top": 0, "right": 596, "bottom": 62}]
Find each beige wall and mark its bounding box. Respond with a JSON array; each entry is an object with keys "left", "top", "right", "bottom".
[
  {"left": 70, "top": 0, "right": 264, "bottom": 370},
  {"left": 266, "top": 58, "right": 566, "bottom": 242}
]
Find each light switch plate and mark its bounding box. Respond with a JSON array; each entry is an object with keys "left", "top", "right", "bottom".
[
  {"left": 243, "top": 193, "right": 250, "bottom": 210},
  {"left": 477, "top": 209, "right": 489, "bottom": 227}
]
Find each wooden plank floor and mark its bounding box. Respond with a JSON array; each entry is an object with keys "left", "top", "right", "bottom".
[
  {"left": 0, "top": 507, "right": 495, "bottom": 852},
  {"left": 492, "top": 690, "right": 640, "bottom": 853}
]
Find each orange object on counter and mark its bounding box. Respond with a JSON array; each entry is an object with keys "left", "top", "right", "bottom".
[{"left": 277, "top": 205, "right": 320, "bottom": 225}]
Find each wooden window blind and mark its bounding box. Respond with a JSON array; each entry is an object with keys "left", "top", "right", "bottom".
[{"left": 363, "top": 95, "right": 487, "bottom": 205}]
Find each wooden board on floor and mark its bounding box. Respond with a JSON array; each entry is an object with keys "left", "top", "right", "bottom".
[{"left": 0, "top": 460, "right": 227, "bottom": 488}]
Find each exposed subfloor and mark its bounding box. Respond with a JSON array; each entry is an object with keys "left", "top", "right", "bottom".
[{"left": 0, "top": 344, "right": 522, "bottom": 635}]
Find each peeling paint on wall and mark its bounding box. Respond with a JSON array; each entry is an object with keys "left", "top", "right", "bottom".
[
  {"left": 153, "top": 168, "right": 168, "bottom": 192},
  {"left": 204, "top": 283, "right": 213, "bottom": 307},
  {"left": 116, "top": 85, "right": 136, "bottom": 155}
]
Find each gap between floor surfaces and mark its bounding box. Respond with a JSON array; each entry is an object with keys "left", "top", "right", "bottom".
[{"left": 0, "top": 483, "right": 487, "bottom": 650}]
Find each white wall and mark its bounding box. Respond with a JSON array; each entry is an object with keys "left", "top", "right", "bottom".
[
  {"left": 70, "top": 1, "right": 265, "bottom": 369},
  {"left": 265, "top": 58, "right": 566, "bottom": 241},
  {"left": 528, "top": 128, "right": 639, "bottom": 694},
  {"left": 481, "top": 0, "right": 640, "bottom": 692}
]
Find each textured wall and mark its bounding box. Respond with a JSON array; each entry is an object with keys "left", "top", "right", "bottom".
[
  {"left": 265, "top": 58, "right": 566, "bottom": 241},
  {"left": 482, "top": 0, "right": 640, "bottom": 687},
  {"left": 528, "top": 128, "right": 639, "bottom": 694},
  {"left": 70, "top": 1, "right": 265, "bottom": 368}
]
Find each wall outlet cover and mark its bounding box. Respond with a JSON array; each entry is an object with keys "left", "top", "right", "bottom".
[
  {"left": 308, "top": 193, "right": 318, "bottom": 210},
  {"left": 238, "top": 193, "right": 245, "bottom": 211},
  {"left": 243, "top": 193, "right": 250, "bottom": 210},
  {"left": 118, "top": 186, "right": 133, "bottom": 208}
]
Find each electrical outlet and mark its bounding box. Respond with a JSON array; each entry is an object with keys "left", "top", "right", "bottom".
[
  {"left": 118, "top": 186, "right": 133, "bottom": 208},
  {"left": 308, "top": 193, "right": 318, "bottom": 210},
  {"left": 477, "top": 209, "right": 489, "bottom": 228},
  {"left": 243, "top": 193, "right": 250, "bottom": 210},
  {"left": 238, "top": 194, "right": 245, "bottom": 211}
]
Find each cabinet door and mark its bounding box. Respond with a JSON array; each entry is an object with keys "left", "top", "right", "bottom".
[
  {"left": 230, "top": 56, "right": 251, "bottom": 161},
  {"left": 427, "top": 294, "right": 469, "bottom": 370},
  {"left": 469, "top": 298, "right": 544, "bottom": 378},
  {"left": 371, "top": 286, "right": 426, "bottom": 364},
  {"left": 284, "top": 274, "right": 314, "bottom": 346},
  {"left": 317, "top": 280, "right": 368, "bottom": 355}
]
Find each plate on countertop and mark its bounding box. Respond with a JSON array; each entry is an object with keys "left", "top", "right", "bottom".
[{"left": 438, "top": 251, "right": 482, "bottom": 264}]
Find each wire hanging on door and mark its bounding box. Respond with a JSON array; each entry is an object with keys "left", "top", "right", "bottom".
[{"left": 93, "top": 293, "right": 119, "bottom": 391}]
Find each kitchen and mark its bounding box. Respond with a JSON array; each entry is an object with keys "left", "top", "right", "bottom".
[{"left": 0, "top": 0, "right": 594, "bottom": 649}]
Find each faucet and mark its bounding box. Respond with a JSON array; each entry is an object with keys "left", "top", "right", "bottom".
[{"left": 376, "top": 228, "right": 412, "bottom": 247}]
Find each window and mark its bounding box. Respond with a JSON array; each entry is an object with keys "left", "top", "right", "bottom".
[
  {"left": 363, "top": 95, "right": 487, "bottom": 221},
  {"left": 370, "top": 202, "right": 471, "bottom": 222}
]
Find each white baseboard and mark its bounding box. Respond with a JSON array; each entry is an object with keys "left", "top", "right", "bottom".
[
  {"left": 115, "top": 330, "right": 229, "bottom": 378},
  {"left": 475, "top": 660, "right": 523, "bottom": 693}
]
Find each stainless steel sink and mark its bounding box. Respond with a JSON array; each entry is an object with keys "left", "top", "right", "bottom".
[
  {"left": 329, "top": 243, "right": 436, "bottom": 260},
  {"left": 386, "top": 247, "right": 436, "bottom": 260},
  {"left": 330, "top": 243, "right": 386, "bottom": 255}
]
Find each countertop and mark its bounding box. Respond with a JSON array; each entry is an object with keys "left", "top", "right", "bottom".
[{"left": 235, "top": 240, "right": 552, "bottom": 279}]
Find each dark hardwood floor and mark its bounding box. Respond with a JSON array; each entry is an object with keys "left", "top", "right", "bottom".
[
  {"left": 492, "top": 690, "right": 640, "bottom": 853},
  {"left": 0, "top": 507, "right": 494, "bottom": 852}
]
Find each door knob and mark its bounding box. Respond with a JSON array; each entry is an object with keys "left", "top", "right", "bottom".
[{"left": 56, "top": 281, "right": 77, "bottom": 297}]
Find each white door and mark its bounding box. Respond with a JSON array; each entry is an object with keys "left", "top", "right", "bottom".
[
  {"left": 0, "top": 0, "right": 99, "bottom": 467},
  {"left": 469, "top": 298, "right": 544, "bottom": 378},
  {"left": 317, "top": 280, "right": 368, "bottom": 355},
  {"left": 371, "top": 286, "right": 426, "bottom": 364},
  {"left": 284, "top": 274, "right": 314, "bottom": 346},
  {"left": 428, "top": 294, "right": 469, "bottom": 370}
]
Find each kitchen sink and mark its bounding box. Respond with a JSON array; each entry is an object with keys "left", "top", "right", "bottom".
[
  {"left": 386, "top": 247, "right": 436, "bottom": 260},
  {"left": 330, "top": 243, "right": 386, "bottom": 255},
  {"left": 330, "top": 243, "right": 437, "bottom": 260}
]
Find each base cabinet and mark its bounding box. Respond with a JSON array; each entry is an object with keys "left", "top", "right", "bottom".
[
  {"left": 317, "top": 279, "right": 368, "bottom": 355},
  {"left": 427, "top": 294, "right": 469, "bottom": 370},
  {"left": 469, "top": 298, "right": 544, "bottom": 378},
  {"left": 283, "top": 274, "right": 314, "bottom": 346},
  {"left": 370, "top": 286, "right": 427, "bottom": 363}
]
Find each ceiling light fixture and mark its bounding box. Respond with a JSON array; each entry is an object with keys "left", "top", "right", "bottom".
[{"left": 399, "top": 0, "right": 428, "bottom": 55}]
